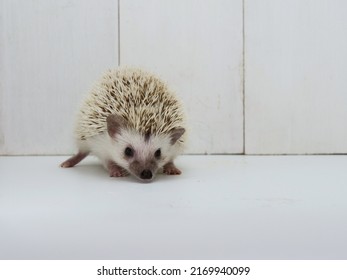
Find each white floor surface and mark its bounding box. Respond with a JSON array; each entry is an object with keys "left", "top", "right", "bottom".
[{"left": 0, "top": 155, "right": 346, "bottom": 260}]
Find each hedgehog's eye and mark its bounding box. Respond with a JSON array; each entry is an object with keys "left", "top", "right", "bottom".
[
  {"left": 124, "top": 147, "right": 134, "bottom": 157},
  {"left": 154, "top": 148, "right": 161, "bottom": 159}
]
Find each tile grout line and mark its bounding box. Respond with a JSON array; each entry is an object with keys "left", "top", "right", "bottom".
[
  {"left": 242, "top": 0, "right": 246, "bottom": 155},
  {"left": 117, "top": 0, "right": 121, "bottom": 66}
]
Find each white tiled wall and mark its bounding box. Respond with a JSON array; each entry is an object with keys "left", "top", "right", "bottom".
[
  {"left": 245, "top": 0, "right": 347, "bottom": 154},
  {"left": 0, "top": 0, "right": 118, "bottom": 155},
  {"left": 1, "top": 0, "right": 347, "bottom": 155},
  {"left": 120, "top": 0, "right": 244, "bottom": 154}
]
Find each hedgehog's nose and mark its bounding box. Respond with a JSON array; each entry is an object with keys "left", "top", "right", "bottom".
[{"left": 140, "top": 169, "right": 152, "bottom": 180}]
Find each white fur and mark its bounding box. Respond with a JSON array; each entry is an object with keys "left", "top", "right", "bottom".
[{"left": 79, "top": 129, "right": 182, "bottom": 174}]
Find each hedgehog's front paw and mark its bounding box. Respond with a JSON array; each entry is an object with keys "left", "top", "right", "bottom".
[
  {"left": 107, "top": 161, "right": 129, "bottom": 177},
  {"left": 110, "top": 169, "right": 129, "bottom": 177},
  {"left": 163, "top": 162, "right": 182, "bottom": 175}
]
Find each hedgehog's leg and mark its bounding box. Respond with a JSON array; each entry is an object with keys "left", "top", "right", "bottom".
[
  {"left": 107, "top": 160, "right": 129, "bottom": 177},
  {"left": 163, "top": 161, "right": 182, "bottom": 175},
  {"left": 60, "top": 151, "right": 89, "bottom": 168}
]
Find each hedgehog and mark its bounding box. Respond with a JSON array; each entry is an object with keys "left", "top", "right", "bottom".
[{"left": 60, "top": 68, "right": 186, "bottom": 182}]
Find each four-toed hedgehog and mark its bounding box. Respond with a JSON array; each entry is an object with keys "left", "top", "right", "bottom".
[{"left": 61, "top": 68, "right": 186, "bottom": 182}]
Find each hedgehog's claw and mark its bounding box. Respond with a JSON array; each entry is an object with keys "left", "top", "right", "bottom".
[{"left": 163, "top": 162, "right": 182, "bottom": 175}]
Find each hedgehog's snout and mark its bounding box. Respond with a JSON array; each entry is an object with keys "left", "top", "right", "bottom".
[
  {"left": 140, "top": 169, "right": 153, "bottom": 180},
  {"left": 129, "top": 160, "right": 157, "bottom": 182}
]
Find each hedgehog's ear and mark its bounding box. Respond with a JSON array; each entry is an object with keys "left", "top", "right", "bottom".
[
  {"left": 170, "top": 127, "right": 185, "bottom": 145},
  {"left": 107, "top": 114, "right": 125, "bottom": 138}
]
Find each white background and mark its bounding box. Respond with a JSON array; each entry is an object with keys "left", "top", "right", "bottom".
[
  {"left": 2, "top": 155, "right": 347, "bottom": 260},
  {"left": 1, "top": 0, "right": 347, "bottom": 155}
]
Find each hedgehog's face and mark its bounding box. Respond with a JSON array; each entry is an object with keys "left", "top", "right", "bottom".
[
  {"left": 115, "top": 132, "right": 176, "bottom": 182},
  {"left": 107, "top": 114, "right": 185, "bottom": 182}
]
